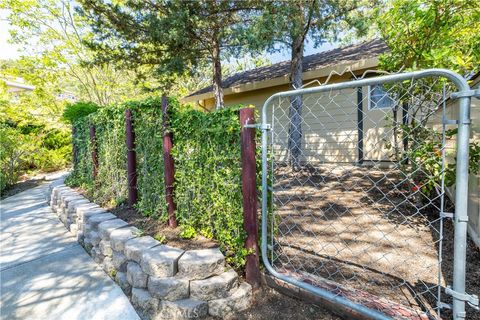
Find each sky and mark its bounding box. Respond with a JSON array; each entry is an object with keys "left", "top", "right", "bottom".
[{"left": 0, "top": 12, "right": 21, "bottom": 60}]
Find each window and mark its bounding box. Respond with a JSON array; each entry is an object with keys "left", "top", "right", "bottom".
[{"left": 368, "top": 85, "right": 395, "bottom": 110}]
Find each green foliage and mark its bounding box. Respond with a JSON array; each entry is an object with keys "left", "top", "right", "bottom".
[
  {"left": 0, "top": 123, "right": 70, "bottom": 193},
  {"left": 179, "top": 226, "right": 197, "bottom": 240},
  {"left": 389, "top": 124, "right": 480, "bottom": 199},
  {"left": 77, "top": 0, "right": 268, "bottom": 108},
  {"left": 63, "top": 102, "right": 99, "bottom": 124},
  {"left": 68, "top": 97, "right": 254, "bottom": 269},
  {"left": 378, "top": 0, "right": 480, "bottom": 74},
  {"left": 66, "top": 117, "right": 93, "bottom": 191},
  {"left": 0, "top": 75, "right": 71, "bottom": 192},
  {"left": 0, "top": 124, "right": 35, "bottom": 191},
  {"left": 92, "top": 105, "right": 128, "bottom": 206},
  {"left": 153, "top": 233, "right": 167, "bottom": 244},
  {"left": 2, "top": 0, "right": 154, "bottom": 106},
  {"left": 67, "top": 104, "right": 128, "bottom": 206},
  {"left": 129, "top": 98, "right": 166, "bottom": 219},
  {"left": 170, "top": 104, "right": 247, "bottom": 267}
]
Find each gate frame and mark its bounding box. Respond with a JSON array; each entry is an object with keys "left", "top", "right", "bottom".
[{"left": 260, "top": 69, "right": 474, "bottom": 319}]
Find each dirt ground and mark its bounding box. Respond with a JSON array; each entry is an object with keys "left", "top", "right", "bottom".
[
  {"left": 110, "top": 204, "right": 218, "bottom": 251},
  {"left": 271, "top": 164, "right": 480, "bottom": 319},
  {"left": 227, "top": 287, "right": 340, "bottom": 320}
]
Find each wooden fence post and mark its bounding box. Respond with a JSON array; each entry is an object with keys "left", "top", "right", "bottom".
[
  {"left": 162, "top": 96, "right": 177, "bottom": 228},
  {"left": 125, "top": 109, "right": 138, "bottom": 207},
  {"left": 89, "top": 124, "right": 98, "bottom": 179},
  {"left": 240, "top": 107, "right": 261, "bottom": 288}
]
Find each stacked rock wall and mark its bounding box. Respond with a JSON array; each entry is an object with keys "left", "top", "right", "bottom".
[{"left": 48, "top": 183, "right": 252, "bottom": 320}]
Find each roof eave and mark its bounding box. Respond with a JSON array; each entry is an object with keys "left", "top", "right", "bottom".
[{"left": 181, "top": 56, "right": 379, "bottom": 103}]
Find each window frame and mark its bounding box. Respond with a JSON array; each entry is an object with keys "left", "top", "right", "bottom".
[{"left": 367, "top": 84, "right": 395, "bottom": 110}]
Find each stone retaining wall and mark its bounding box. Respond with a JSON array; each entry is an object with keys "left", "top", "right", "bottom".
[{"left": 48, "top": 182, "right": 252, "bottom": 320}]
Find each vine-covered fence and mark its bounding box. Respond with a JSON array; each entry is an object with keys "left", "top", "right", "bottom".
[{"left": 67, "top": 97, "right": 261, "bottom": 285}]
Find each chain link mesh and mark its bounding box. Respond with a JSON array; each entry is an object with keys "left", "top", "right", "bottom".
[{"left": 266, "top": 72, "right": 460, "bottom": 319}]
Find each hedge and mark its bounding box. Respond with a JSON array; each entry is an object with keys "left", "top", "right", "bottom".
[{"left": 66, "top": 98, "right": 254, "bottom": 268}]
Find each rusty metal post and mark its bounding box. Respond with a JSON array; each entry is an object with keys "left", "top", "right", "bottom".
[
  {"left": 125, "top": 109, "right": 138, "bottom": 207},
  {"left": 240, "top": 107, "right": 261, "bottom": 288},
  {"left": 89, "top": 124, "right": 98, "bottom": 180},
  {"left": 162, "top": 96, "right": 177, "bottom": 228}
]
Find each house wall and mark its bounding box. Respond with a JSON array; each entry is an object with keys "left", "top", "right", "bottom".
[
  {"left": 194, "top": 73, "right": 480, "bottom": 248},
  {"left": 200, "top": 73, "right": 397, "bottom": 163}
]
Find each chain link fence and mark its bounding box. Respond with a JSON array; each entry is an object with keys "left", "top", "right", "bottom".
[{"left": 261, "top": 70, "right": 476, "bottom": 319}]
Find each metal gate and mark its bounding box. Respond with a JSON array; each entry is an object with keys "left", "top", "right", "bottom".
[{"left": 259, "top": 69, "right": 479, "bottom": 319}]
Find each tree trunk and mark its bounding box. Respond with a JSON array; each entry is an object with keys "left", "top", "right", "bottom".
[
  {"left": 212, "top": 41, "right": 224, "bottom": 110},
  {"left": 288, "top": 32, "right": 304, "bottom": 171}
]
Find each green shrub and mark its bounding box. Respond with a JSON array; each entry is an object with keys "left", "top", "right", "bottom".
[
  {"left": 170, "top": 104, "right": 247, "bottom": 267},
  {"left": 62, "top": 101, "right": 99, "bottom": 124},
  {"left": 129, "top": 97, "right": 167, "bottom": 219},
  {"left": 91, "top": 104, "right": 128, "bottom": 206},
  {"left": 42, "top": 129, "right": 71, "bottom": 150},
  {"left": 66, "top": 117, "right": 94, "bottom": 190},
  {"left": 0, "top": 124, "right": 38, "bottom": 192},
  {"left": 179, "top": 225, "right": 197, "bottom": 239},
  {"left": 68, "top": 97, "right": 255, "bottom": 269}
]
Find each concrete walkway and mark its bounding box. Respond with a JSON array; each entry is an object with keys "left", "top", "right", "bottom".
[{"left": 0, "top": 180, "right": 140, "bottom": 320}]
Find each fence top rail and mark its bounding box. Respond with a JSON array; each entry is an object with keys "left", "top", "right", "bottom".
[{"left": 261, "top": 68, "right": 470, "bottom": 121}]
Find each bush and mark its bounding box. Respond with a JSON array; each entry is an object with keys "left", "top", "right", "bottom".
[
  {"left": 67, "top": 104, "right": 128, "bottom": 206},
  {"left": 68, "top": 97, "right": 255, "bottom": 268},
  {"left": 62, "top": 101, "right": 99, "bottom": 124},
  {"left": 66, "top": 117, "right": 94, "bottom": 190},
  {"left": 129, "top": 97, "right": 166, "bottom": 219},
  {"left": 0, "top": 124, "right": 37, "bottom": 192},
  {"left": 170, "top": 104, "right": 248, "bottom": 267}
]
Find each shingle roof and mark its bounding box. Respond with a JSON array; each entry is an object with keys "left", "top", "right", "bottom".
[{"left": 188, "top": 39, "right": 389, "bottom": 97}]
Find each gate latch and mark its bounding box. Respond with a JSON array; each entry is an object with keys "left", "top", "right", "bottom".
[
  {"left": 243, "top": 123, "right": 271, "bottom": 130},
  {"left": 440, "top": 211, "right": 454, "bottom": 219},
  {"left": 446, "top": 286, "right": 480, "bottom": 310},
  {"left": 451, "top": 88, "right": 480, "bottom": 100}
]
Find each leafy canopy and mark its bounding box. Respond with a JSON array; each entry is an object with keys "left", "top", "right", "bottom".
[
  {"left": 2, "top": 0, "right": 155, "bottom": 105},
  {"left": 378, "top": 0, "right": 480, "bottom": 74}
]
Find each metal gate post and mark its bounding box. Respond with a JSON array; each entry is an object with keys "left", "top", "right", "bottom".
[
  {"left": 451, "top": 95, "right": 471, "bottom": 320},
  {"left": 260, "top": 69, "right": 476, "bottom": 320}
]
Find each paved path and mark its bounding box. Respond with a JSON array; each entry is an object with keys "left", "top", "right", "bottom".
[{"left": 0, "top": 180, "right": 140, "bottom": 320}]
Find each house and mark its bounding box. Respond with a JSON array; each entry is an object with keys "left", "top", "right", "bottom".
[
  {"left": 1, "top": 77, "right": 77, "bottom": 101},
  {"left": 183, "top": 39, "right": 480, "bottom": 248},
  {"left": 2, "top": 78, "right": 35, "bottom": 99},
  {"left": 183, "top": 39, "right": 388, "bottom": 110}
]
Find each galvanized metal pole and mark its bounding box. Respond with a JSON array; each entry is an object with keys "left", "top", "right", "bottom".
[
  {"left": 259, "top": 69, "right": 471, "bottom": 320},
  {"left": 162, "top": 96, "right": 177, "bottom": 228},
  {"left": 452, "top": 95, "right": 471, "bottom": 319},
  {"left": 125, "top": 109, "right": 138, "bottom": 207},
  {"left": 240, "top": 107, "right": 261, "bottom": 288},
  {"left": 89, "top": 124, "right": 98, "bottom": 180}
]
